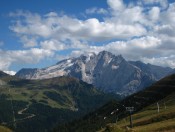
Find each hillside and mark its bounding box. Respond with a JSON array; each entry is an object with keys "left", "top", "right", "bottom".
[
  {"left": 0, "top": 126, "right": 12, "bottom": 132},
  {"left": 0, "top": 72, "right": 118, "bottom": 132},
  {"left": 100, "top": 92, "right": 175, "bottom": 132},
  {"left": 0, "top": 71, "right": 10, "bottom": 78},
  {"left": 55, "top": 74, "right": 175, "bottom": 132}
]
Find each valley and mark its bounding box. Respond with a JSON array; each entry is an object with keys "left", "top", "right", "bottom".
[{"left": 0, "top": 72, "right": 118, "bottom": 132}]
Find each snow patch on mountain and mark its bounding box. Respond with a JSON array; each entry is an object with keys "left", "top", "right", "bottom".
[
  {"left": 16, "top": 51, "right": 173, "bottom": 95},
  {"left": 112, "top": 65, "right": 119, "bottom": 70}
]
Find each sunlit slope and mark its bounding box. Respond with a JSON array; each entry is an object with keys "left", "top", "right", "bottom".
[
  {"left": 101, "top": 92, "right": 175, "bottom": 132},
  {"left": 0, "top": 73, "right": 118, "bottom": 132},
  {"left": 0, "top": 126, "right": 12, "bottom": 132}
]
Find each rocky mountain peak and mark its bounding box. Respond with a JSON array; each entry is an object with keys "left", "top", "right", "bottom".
[
  {"left": 96, "top": 51, "right": 124, "bottom": 67},
  {"left": 15, "top": 51, "right": 173, "bottom": 95},
  {"left": 79, "top": 52, "right": 96, "bottom": 63}
]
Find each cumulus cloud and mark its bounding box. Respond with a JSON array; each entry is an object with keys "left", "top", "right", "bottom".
[
  {"left": 81, "top": 36, "right": 162, "bottom": 60},
  {"left": 1, "top": 0, "right": 175, "bottom": 71},
  {"left": 67, "top": 34, "right": 175, "bottom": 68},
  {"left": 40, "top": 40, "right": 66, "bottom": 51},
  {"left": 0, "top": 48, "right": 54, "bottom": 71},
  {"left": 3, "top": 70, "right": 16, "bottom": 75},
  {"left": 19, "top": 36, "right": 38, "bottom": 48},
  {"left": 10, "top": 11, "right": 147, "bottom": 43},
  {"left": 142, "top": 55, "right": 175, "bottom": 68},
  {"left": 149, "top": 7, "right": 160, "bottom": 21},
  {"left": 9, "top": 12, "right": 53, "bottom": 38},
  {"left": 107, "top": 0, "right": 125, "bottom": 12},
  {"left": 143, "top": 0, "right": 168, "bottom": 9}
]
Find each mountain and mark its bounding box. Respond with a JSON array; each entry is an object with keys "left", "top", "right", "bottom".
[
  {"left": 0, "top": 71, "right": 11, "bottom": 85},
  {"left": 169, "top": 68, "right": 175, "bottom": 75},
  {"left": 0, "top": 71, "right": 10, "bottom": 78},
  {"left": 129, "top": 61, "right": 172, "bottom": 80},
  {"left": 0, "top": 75, "right": 118, "bottom": 132},
  {"left": 55, "top": 73, "right": 175, "bottom": 132},
  {"left": 16, "top": 51, "right": 173, "bottom": 95},
  {"left": 15, "top": 68, "right": 38, "bottom": 79}
]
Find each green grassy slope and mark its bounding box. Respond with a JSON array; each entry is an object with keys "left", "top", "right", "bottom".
[
  {"left": 0, "top": 126, "right": 12, "bottom": 132},
  {"left": 0, "top": 73, "right": 118, "bottom": 132},
  {"left": 58, "top": 74, "right": 175, "bottom": 132},
  {"left": 101, "top": 92, "right": 175, "bottom": 132}
]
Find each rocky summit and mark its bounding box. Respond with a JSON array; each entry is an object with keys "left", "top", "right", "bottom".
[{"left": 16, "top": 51, "right": 173, "bottom": 95}]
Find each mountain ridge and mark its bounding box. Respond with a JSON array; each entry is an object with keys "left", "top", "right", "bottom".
[{"left": 15, "top": 51, "right": 173, "bottom": 95}]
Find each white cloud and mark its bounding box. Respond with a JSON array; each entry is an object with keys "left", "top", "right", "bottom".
[
  {"left": 3, "top": 71, "right": 16, "bottom": 75},
  {"left": 9, "top": 11, "right": 53, "bottom": 38},
  {"left": 143, "top": 0, "right": 168, "bottom": 9},
  {"left": 149, "top": 7, "right": 160, "bottom": 21},
  {"left": 40, "top": 40, "right": 66, "bottom": 51},
  {"left": 10, "top": 48, "right": 54, "bottom": 63},
  {"left": 10, "top": 11, "right": 146, "bottom": 43},
  {"left": 4, "top": 0, "right": 175, "bottom": 70},
  {"left": 20, "top": 35, "right": 38, "bottom": 48},
  {"left": 142, "top": 55, "right": 175, "bottom": 68},
  {"left": 0, "top": 59, "right": 11, "bottom": 71},
  {"left": 81, "top": 36, "right": 162, "bottom": 60},
  {"left": 129, "top": 36, "right": 161, "bottom": 49},
  {"left": 0, "top": 48, "right": 54, "bottom": 71},
  {"left": 64, "top": 36, "right": 162, "bottom": 62},
  {"left": 107, "top": 0, "right": 125, "bottom": 12},
  {"left": 155, "top": 25, "right": 175, "bottom": 36}
]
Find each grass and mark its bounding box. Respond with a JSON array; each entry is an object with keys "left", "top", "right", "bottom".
[
  {"left": 0, "top": 84, "right": 76, "bottom": 109},
  {"left": 103, "top": 123, "right": 124, "bottom": 132},
  {"left": 133, "top": 118, "right": 175, "bottom": 132},
  {"left": 0, "top": 76, "right": 90, "bottom": 110},
  {"left": 101, "top": 93, "right": 175, "bottom": 132},
  {"left": 0, "top": 126, "right": 12, "bottom": 132}
]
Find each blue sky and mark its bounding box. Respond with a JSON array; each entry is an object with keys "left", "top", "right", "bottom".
[{"left": 0, "top": 0, "right": 175, "bottom": 75}]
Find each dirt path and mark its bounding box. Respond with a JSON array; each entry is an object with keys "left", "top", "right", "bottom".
[{"left": 17, "top": 105, "right": 36, "bottom": 121}]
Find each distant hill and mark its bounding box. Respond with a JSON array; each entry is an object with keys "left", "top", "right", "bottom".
[
  {"left": 0, "top": 74, "right": 118, "bottom": 132},
  {"left": 16, "top": 51, "right": 173, "bottom": 95},
  {"left": 0, "top": 71, "right": 12, "bottom": 85},
  {"left": 0, "top": 71, "right": 10, "bottom": 78},
  {"left": 55, "top": 74, "right": 175, "bottom": 132},
  {"left": 129, "top": 61, "right": 172, "bottom": 80}
]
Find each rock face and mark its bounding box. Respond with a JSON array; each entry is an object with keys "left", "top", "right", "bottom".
[
  {"left": 15, "top": 51, "right": 173, "bottom": 95},
  {"left": 129, "top": 61, "right": 173, "bottom": 80},
  {"left": 16, "top": 68, "right": 38, "bottom": 79}
]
